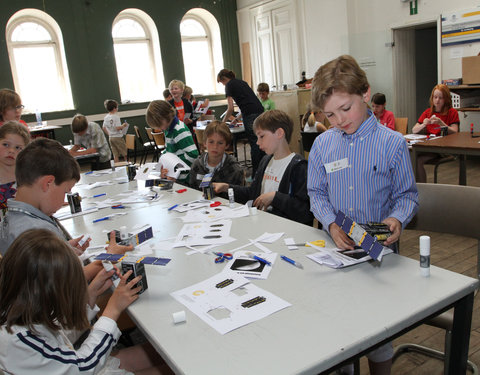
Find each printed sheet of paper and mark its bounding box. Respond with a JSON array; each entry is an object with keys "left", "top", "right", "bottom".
[
  {"left": 159, "top": 153, "right": 190, "bottom": 179},
  {"left": 171, "top": 273, "right": 291, "bottom": 335},
  {"left": 223, "top": 251, "right": 277, "bottom": 280},
  {"left": 173, "top": 199, "right": 211, "bottom": 213},
  {"left": 134, "top": 163, "right": 160, "bottom": 181},
  {"left": 306, "top": 244, "right": 392, "bottom": 269},
  {"left": 180, "top": 204, "right": 250, "bottom": 222}
]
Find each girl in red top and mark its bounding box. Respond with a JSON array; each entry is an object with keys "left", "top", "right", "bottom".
[
  {"left": 412, "top": 84, "right": 459, "bottom": 182},
  {"left": 413, "top": 84, "right": 459, "bottom": 136}
]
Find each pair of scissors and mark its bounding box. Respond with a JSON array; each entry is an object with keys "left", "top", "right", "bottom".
[{"left": 213, "top": 252, "right": 233, "bottom": 263}]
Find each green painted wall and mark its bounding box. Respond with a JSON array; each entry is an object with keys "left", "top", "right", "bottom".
[{"left": 0, "top": 0, "right": 239, "bottom": 143}]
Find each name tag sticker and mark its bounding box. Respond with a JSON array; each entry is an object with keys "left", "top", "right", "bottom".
[{"left": 324, "top": 158, "right": 348, "bottom": 173}]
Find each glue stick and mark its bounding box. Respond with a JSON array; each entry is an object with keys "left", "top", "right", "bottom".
[
  {"left": 419, "top": 235, "right": 430, "bottom": 277},
  {"left": 228, "top": 188, "right": 235, "bottom": 208}
]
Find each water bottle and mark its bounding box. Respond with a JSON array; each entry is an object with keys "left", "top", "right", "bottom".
[{"left": 35, "top": 109, "right": 42, "bottom": 126}]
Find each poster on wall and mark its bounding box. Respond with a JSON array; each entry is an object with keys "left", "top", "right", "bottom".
[{"left": 442, "top": 9, "right": 480, "bottom": 46}]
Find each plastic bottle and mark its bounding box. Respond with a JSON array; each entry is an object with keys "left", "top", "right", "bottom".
[
  {"left": 35, "top": 110, "right": 42, "bottom": 126},
  {"left": 419, "top": 235, "right": 430, "bottom": 277},
  {"left": 228, "top": 188, "right": 235, "bottom": 208}
]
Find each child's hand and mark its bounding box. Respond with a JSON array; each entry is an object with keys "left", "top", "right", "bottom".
[
  {"left": 382, "top": 217, "right": 401, "bottom": 246},
  {"left": 103, "top": 270, "right": 142, "bottom": 321},
  {"left": 253, "top": 192, "right": 275, "bottom": 211},
  {"left": 184, "top": 118, "right": 193, "bottom": 125},
  {"left": 106, "top": 231, "right": 133, "bottom": 254},
  {"left": 160, "top": 168, "right": 169, "bottom": 179},
  {"left": 328, "top": 222, "right": 355, "bottom": 250},
  {"left": 212, "top": 182, "right": 228, "bottom": 193},
  {"left": 69, "top": 235, "right": 90, "bottom": 255},
  {"left": 87, "top": 267, "right": 117, "bottom": 308}
]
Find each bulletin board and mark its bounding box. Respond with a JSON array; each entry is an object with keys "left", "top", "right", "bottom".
[{"left": 442, "top": 8, "right": 480, "bottom": 46}]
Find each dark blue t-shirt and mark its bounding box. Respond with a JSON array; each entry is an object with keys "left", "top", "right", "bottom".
[{"left": 225, "top": 78, "right": 264, "bottom": 117}]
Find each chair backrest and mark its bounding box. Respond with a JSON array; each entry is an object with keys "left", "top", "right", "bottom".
[
  {"left": 195, "top": 128, "right": 205, "bottom": 153},
  {"left": 395, "top": 117, "right": 408, "bottom": 135},
  {"left": 145, "top": 127, "right": 154, "bottom": 141},
  {"left": 407, "top": 183, "right": 480, "bottom": 240},
  {"left": 152, "top": 131, "right": 165, "bottom": 147},
  {"left": 125, "top": 134, "right": 135, "bottom": 150},
  {"left": 301, "top": 131, "right": 321, "bottom": 153}
]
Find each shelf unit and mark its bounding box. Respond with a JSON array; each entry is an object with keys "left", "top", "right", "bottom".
[{"left": 448, "top": 85, "right": 480, "bottom": 112}]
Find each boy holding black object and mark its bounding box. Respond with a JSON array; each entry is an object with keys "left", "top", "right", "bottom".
[
  {"left": 307, "top": 55, "right": 418, "bottom": 374},
  {"left": 214, "top": 110, "right": 312, "bottom": 226}
]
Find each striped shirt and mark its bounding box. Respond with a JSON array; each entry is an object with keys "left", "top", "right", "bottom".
[
  {"left": 307, "top": 110, "right": 418, "bottom": 231},
  {"left": 165, "top": 118, "right": 199, "bottom": 182}
]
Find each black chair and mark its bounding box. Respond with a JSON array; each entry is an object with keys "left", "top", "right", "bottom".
[
  {"left": 393, "top": 183, "right": 479, "bottom": 374},
  {"left": 133, "top": 125, "right": 155, "bottom": 165}
]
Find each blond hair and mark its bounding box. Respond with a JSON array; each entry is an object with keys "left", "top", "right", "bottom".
[{"left": 146, "top": 100, "right": 176, "bottom": 130}]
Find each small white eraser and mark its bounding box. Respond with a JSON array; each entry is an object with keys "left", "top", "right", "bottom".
[
  {"left": 78, "top": 234, "right": 91, "bottom": 247},
  {"left": 249, "top": 207, "right": 257, "bottom": 216},
  {"left": 172, "top": 310, "right": 186, "bottom": 324}
]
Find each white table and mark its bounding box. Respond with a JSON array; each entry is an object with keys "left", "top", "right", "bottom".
[{"left": 61, "top": 171, "right": 478, "bottom": 375}]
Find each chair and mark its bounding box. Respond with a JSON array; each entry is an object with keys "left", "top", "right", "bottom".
[
  {"left": 195, "top": 128, "right": 206, "bottom": 153},
  {"left": 146, "top": 127, "right": 165, "bottom": 161},
  {"left": 133, "top": 125, "right": 155, "bottom": 165},
  {"left": 394, "top": 117, "right": 408, "bottom": 135},
  {"left": 300, "top": 131, "right": 321, "bottom": 159},
  {"left": 152, "top": 131, "right": 166, "bottom": 156},
  {"left": 424, "top": 154, "right": 457, "bottom": 184},
  {"left": 125, "top": 134, "right": 136, "bottom": 164},
  {"left": 393, "top": 183, "right": 480, "bottom": 374}
]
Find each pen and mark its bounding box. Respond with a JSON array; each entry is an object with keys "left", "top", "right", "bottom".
[
  {"left": 85, "top": 171, "right": 93, "bottom": 175},
  {"left": 93, "top": 193, "right": 106, "bottom": 198},
  {"left": 93, "top": 216, "right": 110, "bottom": 223},
  {"left": 168, "top": 204, "right": 178, "bottom": 211},
  {"left": 280, "top": 255, "right": 303, "bottom": 269},
  {"left": 249, "top": 253, "right": 271, "bottom": 266},
  {"left": 111, "top": 205, "right": 126, "bottom": 209}
]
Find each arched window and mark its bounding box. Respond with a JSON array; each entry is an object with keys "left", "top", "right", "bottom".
[
  {"left": 6, "top": 9, "right": 74, "bottom": 113},
  {"left": 112, "top": 9, "right": 164, "bottom": 103},
  {"left": 181, "top": 9, "right": 224, "bottom": 95}
]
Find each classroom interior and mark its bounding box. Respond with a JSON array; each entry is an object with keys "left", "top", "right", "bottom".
[{"left": 1, "top": 0, "right": 480, "bottom": 374}]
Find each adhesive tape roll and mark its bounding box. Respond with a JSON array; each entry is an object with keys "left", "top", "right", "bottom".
[{"left": 172, "top": 310, "right": 186, "bottom": 324}]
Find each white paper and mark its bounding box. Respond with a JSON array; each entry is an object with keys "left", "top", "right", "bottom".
[
  {"left": 170, "top": 273, "right": 290, "bottom": 335},
  {"left": 84, "top": 181, "right": 114, "bottom": 190},
  {"left": 159, "top": 153, "right": 190, "bottom": 179},
  {"left": 54, "top": 206, "right": 98, "bottom": 221},
  {"left": 284, "top": 237, "right": 298, "bottom": 250},
  {"left": 134, "top": 163, "right": 160, "bottom": 180},
  {"left": 180, "top": 204, "right": 250, "bottom": 222},
  {"left": 306, "top": 245, "right": 392, "bottom": 269},
  {"left": 173, "top": 199, "right": 211, "bottom": 213},
  {"left": 173, "top": 220, "right": 235, "bottom": 247}
]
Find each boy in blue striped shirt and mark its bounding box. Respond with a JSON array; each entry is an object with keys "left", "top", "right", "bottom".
[{"left": 307, "top": 55, "right": 418, "bottom": 374}]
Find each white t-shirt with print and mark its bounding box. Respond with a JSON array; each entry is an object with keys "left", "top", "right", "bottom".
[{"left": 261, "top": 153, "right": 295, "bottom": 195}]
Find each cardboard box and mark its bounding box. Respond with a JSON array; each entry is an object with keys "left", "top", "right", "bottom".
[{"left": 462, "top": 56, "right": 480, "bottom": 84}]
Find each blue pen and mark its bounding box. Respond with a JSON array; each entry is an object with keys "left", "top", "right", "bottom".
[
  {"left": 93, "top": 216, "right": 110, "bottom": 223},
  {"left": 93, "top": 193, "right": 106, "bottom": 198},
  {"left": 85, "top": 171, "right": 93, "bottom": 175},
  {"left": 168, "top": 204, "right": 178, "bottom": 211},
  {"left": 249, "top": 253, "right": 271, "bottom": 266},
  {"left": 280, "top": 255, "right": 303, "bottom": 269}
]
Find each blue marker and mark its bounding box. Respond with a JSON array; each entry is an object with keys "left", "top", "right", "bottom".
[
  {"left": 93, "top": 216, "right": 110, "bottom": 223},
  {"left": 168, "top": 204, "right": 178, "bottom": 211},
  {"left": 280, "top": 255, "right": 303, "bottom": 269},
  {"left": 85, "top": 171, "right": 93, "bottom": 175},
  {"left": 249, "top": 253, "right": 271, "bottom": 266},
  {"left": 93, "top": 193, "right": 106, "bottom": 198}
]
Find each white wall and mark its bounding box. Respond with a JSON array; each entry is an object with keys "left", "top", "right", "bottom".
[{"left": 237, "top": 0, "right": 480, "bottom": 128}]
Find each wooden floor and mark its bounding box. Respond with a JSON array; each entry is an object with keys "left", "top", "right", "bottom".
[{"left": 357, "top": 157, "right": 480, "bottom": 374}]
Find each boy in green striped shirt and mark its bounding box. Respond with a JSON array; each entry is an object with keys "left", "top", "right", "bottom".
[{"left": 146, "top": 100, "right": 199, "bottom": 184}]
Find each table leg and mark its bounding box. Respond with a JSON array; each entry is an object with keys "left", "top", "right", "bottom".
[
  {"left": 447, "top": 292, "right": 474, "bottom": 374},
  {"left": 459, "top": 154, "right": 467, "bottom": 185}
]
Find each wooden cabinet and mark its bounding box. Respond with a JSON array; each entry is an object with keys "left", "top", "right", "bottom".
[{"left": 269, "top": 88, "right": 311, "bottom": 154}]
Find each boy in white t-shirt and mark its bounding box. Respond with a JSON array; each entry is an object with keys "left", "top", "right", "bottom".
[
  {"left": 102, "top": 99, "right": 128, "bottom": 163},
  {"left": 214, "top": 110, "right": 313, "bottom": 225}
]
